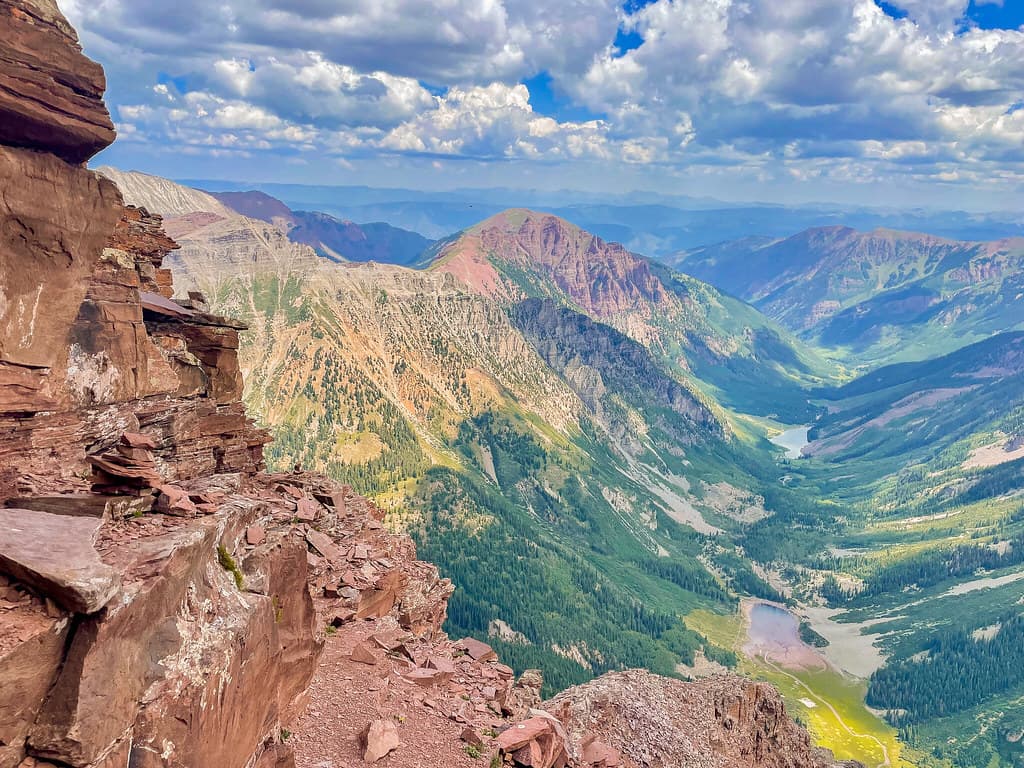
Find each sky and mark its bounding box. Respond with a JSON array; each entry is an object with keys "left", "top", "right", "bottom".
[{"left": 63, "top": 0, "right": 1024, "bottom": 210}]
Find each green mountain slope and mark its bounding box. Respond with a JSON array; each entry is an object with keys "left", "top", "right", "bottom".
[
  {"left": 168, "top": 238, "right": 804, "bottom": 693},
  {"left": 754, "top": 333, "right": 1024, "bottom": 768},
  {"left": 671, "top": 226, "right": 1024, "bottom": 365},
  {"left": 428, "top": 208, "right": 832, "bottom": 421}
]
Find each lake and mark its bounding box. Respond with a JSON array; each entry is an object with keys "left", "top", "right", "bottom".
[
  {"left": 744, "top": 601, "right": 825, "bottom": 670},
  {"left": 770, "top": 426, "right": 810, "bottom": 459},
  {"left": 747, "top": 602, "right": 801, "bottom": 647}
]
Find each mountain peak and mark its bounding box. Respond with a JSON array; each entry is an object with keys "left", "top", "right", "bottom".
[
  {"left": 468, "top": 207, "right": 580, "bottom": 236},
  {"left": 433, "top": 208, "right": 669, "bottom": 316}
]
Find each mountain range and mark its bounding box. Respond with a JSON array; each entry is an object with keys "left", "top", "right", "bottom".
[
  {"left": 184, "top": 177, "right": 1024, "bottom": 255},
  {"left": 101, "top": 167, "right": 1024, "bottom": 768},
  {"left": 100, "top": 168, "right": 433, "bottom": 266},
  {"left": 672, "top": 226, "right": 1024, "bottom": 365},
  {"left": 10, "top": 3, "right": 1023, "bottom": 767}
]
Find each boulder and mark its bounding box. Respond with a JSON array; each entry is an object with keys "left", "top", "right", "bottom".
[
  {"left": 349, "top": 642, "right": 378, "bottom": 665},
  {"left": 404, "top": 668, "right": 447, "bottom": 688},
  {"left": 496, "top": 715, "right": 568, "bottom": 768},
  {"left": 3, "top": 494, "right": 151, "bottom": 519},
  {"left": 154, "top": 485, "right": 198, "bottom": 517},
  {"left": 360, "top": 719, "right": 400, "bottom": 763},
  {"left": 0, "top": 508, "right": 119, "bottom": 613},
  {"left": 294, "top": 497, "right": 319, "bottom": 522},
  {"left": 356, "top": 570, "right": 404, "bottom": 619}
]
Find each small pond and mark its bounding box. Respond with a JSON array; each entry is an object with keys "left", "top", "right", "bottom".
[{"left": 770, "top": 426, "right": 810, "bottom": 459}]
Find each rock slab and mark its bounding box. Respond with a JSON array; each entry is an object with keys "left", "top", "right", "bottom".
[{"left": 0, "top": 508, "right": 119, "bottom": 613}]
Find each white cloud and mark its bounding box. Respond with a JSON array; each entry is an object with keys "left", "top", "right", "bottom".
[
  {"left": 377, "top": 83, "right": 610, "bottom": 160},
  {"left": 58, "top": 0, "right": 1024, "bottom": 194},
  {"left": 570, "top": 0, "right": 1024, "bottom": 183}
]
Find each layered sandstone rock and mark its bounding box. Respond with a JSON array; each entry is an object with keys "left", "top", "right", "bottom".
[
  {"left": 0, "top": 12, "right": 458, "bottom": 767},
  {"left": 0, "top": 5, "right": 313, "bottom": 767},
  {"left": 0, "top": 0, "right": 115, "bottom": 162}
]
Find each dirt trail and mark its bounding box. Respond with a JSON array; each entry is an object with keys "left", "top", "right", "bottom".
[{"left": 761, "top": 655, "right": 893, "bottom": 768}]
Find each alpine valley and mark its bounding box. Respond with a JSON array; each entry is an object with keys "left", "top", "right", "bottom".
[{"left": 94, "top": 167, "right": 1024, "bottom": 768}]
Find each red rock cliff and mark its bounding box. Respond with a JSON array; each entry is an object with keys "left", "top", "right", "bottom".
[{"left": 0, "top": 4, "right": 450, "bottom": 768}]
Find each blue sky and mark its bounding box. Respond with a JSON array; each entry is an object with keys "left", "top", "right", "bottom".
[{"left": 62, "top": 0, "right": 1024, "bottom": 209}]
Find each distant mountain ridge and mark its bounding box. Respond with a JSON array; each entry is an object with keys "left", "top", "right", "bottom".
[
  {"left": 671, "top": 225, "right": 1024, "bottom": 364},
  {"left": 97, "top": 166, "right": 233, "bottom": 217},
  {"left": 180, "top": 177, "right": 1024, "bottom": 254},
  {"left": 208, "top": 189, "right": 434, "bottom": 266},
  {"left": 96, "top": 169, "right": 432, "bottom": 267}
]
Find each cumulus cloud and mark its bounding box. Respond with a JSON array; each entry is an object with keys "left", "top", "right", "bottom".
[
  {"left": 61, "top": 0, "right": 619, "bottom": 84},
  {"left": 59, "top": 0, "right": 1024, "bottom": 194},
  {"left": 572, "top": 0, "right": 1024, "bottom": 183}
]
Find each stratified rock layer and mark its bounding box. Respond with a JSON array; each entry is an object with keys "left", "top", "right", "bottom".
[
  {"left": 0, "top": 4, "right": 310, "bottom": 766},
  {"left": 0, "top": 0, "right": 115, "bottom": 162}
]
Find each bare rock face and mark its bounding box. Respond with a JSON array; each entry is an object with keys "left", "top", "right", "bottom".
[
  {"left": 497, "top": 713, "right": 569, "bottom": 768},
  {"left": 0, "top": 11, "right": 460, "bottom": 768},
  {"left": 0, "top": 4, "right": 317, "bottom": 767},
  {"left": 0, "top": 149, "right": 122, "bottom": 377},
  {"left": 0, "top": 0, "right": 116, "bottom": 162}
]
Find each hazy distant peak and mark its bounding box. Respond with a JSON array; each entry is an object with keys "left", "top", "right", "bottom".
[{"left": 96, "top": 166, "right": 232, "bottom": 218}]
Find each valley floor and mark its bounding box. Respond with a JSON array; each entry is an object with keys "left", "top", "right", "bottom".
[{"left": 686, "top": 604, "right": 915, "bottom": 768}]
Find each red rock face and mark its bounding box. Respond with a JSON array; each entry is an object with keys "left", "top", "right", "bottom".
[
  {"left": 0, "top": 0, "right": 116, "bottom": 163},
  {"left": 0, "top": 149, "right": 123, "bottom": 375}
]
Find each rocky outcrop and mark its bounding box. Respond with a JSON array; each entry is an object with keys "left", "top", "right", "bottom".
[
  {"left": 544, "top": 670, "right": 849, "bottom": 768},
  {"left": 0, "top": 6, "right": 319, "bottom": 767},
  {"left": 0, "top": 0, "right": 115, "bottom": 162}
]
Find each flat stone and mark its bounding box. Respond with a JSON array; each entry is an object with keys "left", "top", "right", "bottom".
[
  {"left": 404, "top": 668, "right": 445, "bottom": 688},
  {"left": 329, "top": 611, "right": 355, "bottom": 627},
  {"left": 0, "top": 508, "right": 120, "bottom": 613},
  {"left": 294, "top": 497, "right": 319, "bottom": 523},
  {"left": 245, "top": 526, "right": 266, "bottom": 546},
  {"left": 305, "top": 529, "right": 343, "bottom": 564},
  {"left": 349, "top": 642, "right": 377, "bottom": 666},
  {"left": 3, "top": 494, "right": 151, "bottom": 519},
  {"left": 456, "top": 637, "right": 498, "bottom": 663}
]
